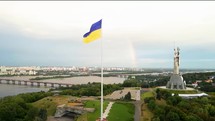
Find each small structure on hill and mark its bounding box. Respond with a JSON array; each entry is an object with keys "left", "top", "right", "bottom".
[
  {"left": 166, "top": 47, "right": 186, "bottom": 90},
  {"left": 54, "top": 104, "right": 95, "bottom": 118}
]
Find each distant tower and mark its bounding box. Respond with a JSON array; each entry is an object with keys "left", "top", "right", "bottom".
[{"left": 166, "top": 47, "right": 186, "bottom": 90}]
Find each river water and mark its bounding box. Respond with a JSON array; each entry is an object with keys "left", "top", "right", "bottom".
[
  {"left": 0, "top": 84, "right": 74, "bottom": 120},
  {"left": 0, "top": 76, "right": 125, "bottom": 98},
  {"left": 0, "top": 84, "right": 50, "bottom": 98},
  {"left": 0, "top": 76, "right": 123, "bottom": 120}
]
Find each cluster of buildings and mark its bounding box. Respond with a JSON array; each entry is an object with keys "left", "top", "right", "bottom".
[
  {"left": 35, "top": 66, "right": 144, "bottom": 72},
  {"left": 41, "top": 66, "right": 83, "bottom": 71},
  {"left": 191, "top": 78, "right": 215, "bottom": 88},
  {"left": 0, "top": 66, "right": 145, "bottom": 76},
  {"left": 0, "top": 66, "right": 39, "bottom": 75}
]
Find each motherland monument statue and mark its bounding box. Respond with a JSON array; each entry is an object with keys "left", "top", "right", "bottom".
[{"left": 166, "top": 47, "right": 186, "bottom": 89}]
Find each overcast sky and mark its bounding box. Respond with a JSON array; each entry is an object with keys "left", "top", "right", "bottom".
[{"left": 0, "top": 1, "right": 215, "bottom": 69}]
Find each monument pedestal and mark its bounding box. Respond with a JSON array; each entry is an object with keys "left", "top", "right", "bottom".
[{"left": 166, "top": 74, "right": 186, "bottom": 90}]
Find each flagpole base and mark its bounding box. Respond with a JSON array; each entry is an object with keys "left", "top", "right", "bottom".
[{"left": 96, "top": 118, "right": 107, "bottom": 121}]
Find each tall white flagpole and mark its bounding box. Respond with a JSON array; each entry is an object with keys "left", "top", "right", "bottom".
[{"left": 100, "top": 27, "right": 103, "bottom": 121}]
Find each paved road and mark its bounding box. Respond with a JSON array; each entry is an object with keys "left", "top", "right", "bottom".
[
  {"left": 136, "top": 90, "right": 141, "bottom": 101},
  {"left": 134, "top": 90, "right": 142, "bottom": 121},
  {"left": 134, "top": 100, "right": 142, "bottom": 121}
]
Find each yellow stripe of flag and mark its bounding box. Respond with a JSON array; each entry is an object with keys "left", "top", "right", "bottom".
[{"left": 83, "top": 19, "right": 102, "bottom": 43}]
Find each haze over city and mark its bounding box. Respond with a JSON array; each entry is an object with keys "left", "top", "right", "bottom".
[{"left": 0, "top": 1, "right": 215, "bottom": 69}]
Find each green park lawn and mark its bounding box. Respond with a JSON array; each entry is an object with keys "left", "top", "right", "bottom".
[
  {"left": 77, "top": 100, "right": 108, "bottom": 121},
  {"left": 32, "top": 97, "right": 57, "bottom": 116},
  {"left": 141, "top": 91, "right": 154, "bottom": 101},
  {"left": 107, "top": 102, "right": 134, "bottom": 121}
]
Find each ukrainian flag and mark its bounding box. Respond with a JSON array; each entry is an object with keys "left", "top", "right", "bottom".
[{"left": 83, "top": 19, "right": 102, "bottom": 43}]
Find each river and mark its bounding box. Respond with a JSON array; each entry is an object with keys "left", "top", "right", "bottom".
[
  {"left": 0, "top": 84, "right": 50, "bottom": 98},
  {"left": 0, "top": 84, "right": 75, "bottom": 120},
  {"left": 0, "top": 76, "right": 125, "bottom": 98},
  {"left": 0, "top": 76, "right": 124, "bottom": 120}
]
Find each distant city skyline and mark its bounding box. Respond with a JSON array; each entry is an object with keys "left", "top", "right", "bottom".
[{"left": 0, "top": 1, "right": 215, "bottom": 69}]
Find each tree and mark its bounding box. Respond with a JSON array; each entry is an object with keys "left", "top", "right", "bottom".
[
  {"left": 148, "top": 100, "right": 156, "bottom": 111},
  {"left": 156, "top": 89, "right": 161, "bottom": 100},
  {"left": 124, "top": 92, "right": 131, "bottom": 101},
  {"left": 154, "top": 106, "right": 165, "bottom": 120},
  {"left": 166, "top": 111, "right": 180, "bottom": 121},
  {"left": 167, "top": 95, "right": 182, "bottom": 106},
  {"left": 200, "top": 97, "right": 209, "bottom": 105},
  {"left": 144, "top": 97, "right": 155, "bottom": 103},
  {"left": 0, "top": 102, "right": 26, "bottom": 121},
  {"left": 159, "top": 89, "right": 171, "bottom": 99},
  {"left": 167, "top": 96, "right": 177, "bottom": 105},
  {"left": 185, "top": 114, "right": 203, "bottom": 121},
  {"left": 177, "top": 100, "right": 191, "bottom": 110},
  {"left": 166, "top": 106, "right": 187, "bottom": 121},
  {"left": 24, "top": 106, "right": 38, "bottom": 121},
  {"left": 185, "top": 115, "right": 199, "bottom": 121},
  {"left": 122, "top": 79, "right": 140, "bottom": 87},
  {"left": 209, "top": 117, "right": 215, "bottom": 121},
  {"left": 38, "top": 108, "right": 47, "bottom": 121},
  {"left": 152, "top": 117, "right": 160, "bottom": 121},
  {"left": 208, "top": 105, "right": 215, "bottom": 116}
]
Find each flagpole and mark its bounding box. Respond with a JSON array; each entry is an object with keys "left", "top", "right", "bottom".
[
  {"left": 83, "top": 19, "right": 103, "bottom": 121},
  {"left": 100, "top": 35, "right": 103, "bottom": 120}
]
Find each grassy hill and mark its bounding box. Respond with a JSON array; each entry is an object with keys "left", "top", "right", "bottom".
[
  {"left": 107, "top": 102, "right": 134, "bottom": 121},
  {"left": 32, "top": 95, "right": 72, "bottom": 116},
  {"left": 77, "top": 100, "right": 108, "bottom": 121}
]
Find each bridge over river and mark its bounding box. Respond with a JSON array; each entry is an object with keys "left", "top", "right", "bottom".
[
  {"left": 0, "top": 75, "right": 125, "bottom": 88},
  {"left": 0, "top": 78, "right": 72, "bottom": 88}
]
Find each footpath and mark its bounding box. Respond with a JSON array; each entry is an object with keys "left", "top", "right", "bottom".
[{"left": 103, "top": 102, "right": 114, "bottom": 118}]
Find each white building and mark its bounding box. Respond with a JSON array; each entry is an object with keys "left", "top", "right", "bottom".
[{"left": 172, "top": 93, "right": 208, "bottom": 99}]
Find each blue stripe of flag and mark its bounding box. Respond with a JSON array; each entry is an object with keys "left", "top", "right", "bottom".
[{"left": 83, "top": 19, "right": 102, "bottom": 38}]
